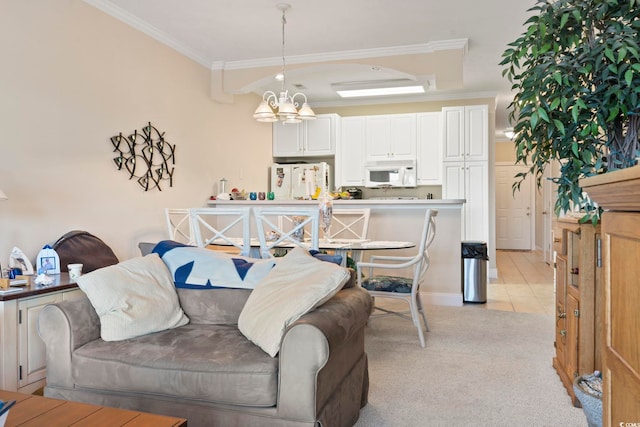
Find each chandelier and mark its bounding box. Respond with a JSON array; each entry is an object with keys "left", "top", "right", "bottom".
[{"left": 253, "top": 3, "right": 316, "bottom": 124}]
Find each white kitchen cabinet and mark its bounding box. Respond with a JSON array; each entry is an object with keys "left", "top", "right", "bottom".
[
  {"left": 442, "top": 105, "right": 488, "bottom": 162},
  {"left": 442, "top": 104, "right": 489, "bottom": 242},
  {"left": 416, "top": 112, "right": 443, "bottom": 185},
  {"left": 0, "top": 280, "right": 82, "bottom": 394},
  {"left": 443, "top": 161, "right": 488, "bottom": 242},
  {"left": 272, "top": 113, "right": 339, "bottom": 157},
  {"left": 336, "top": 116, "right": 366, "bottom": 187},
  {"left": 365, "top": 114, "right": 416, "bottom": 161}
]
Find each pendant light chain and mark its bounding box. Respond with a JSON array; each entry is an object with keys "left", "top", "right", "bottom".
[
  {"left": 252, "top": 3, "right": 315, "bottom": 123},
  {"left": 280, "top": 7, "right": 287, "bottom": 93}
]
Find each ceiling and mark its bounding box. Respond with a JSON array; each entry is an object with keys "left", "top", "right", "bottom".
[{"left": 83, "top": 0, "right": 535, "bottom": 137}]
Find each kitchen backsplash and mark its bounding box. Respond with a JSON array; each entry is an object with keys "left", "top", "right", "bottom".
[{"left": 341, "top": 185, "right": 442, "bottom": 200}]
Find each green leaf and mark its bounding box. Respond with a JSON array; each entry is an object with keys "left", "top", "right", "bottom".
[
  {"left": 538, "top": 108, "right": 550, "bottom": 123},
  {"left": 619, "top": 47, "right": 628, "bottom": 63},
  {"left": 553, "top": 119, "right": 566, "bottom": 135},
  {"left": 531, "top": 111, "right": 539, "bottom": 128},
  {"left": 605, "top": 47, "right": 616, "bottom": 62},
  {"left": 572, "top": 142, "right": 579, "bottom": 158},
  {"left": 560, "top": 13, "right": 569, "bottom": 29},
  {"left": 625, "top": 69, "right": 634, "bottom": 86}
]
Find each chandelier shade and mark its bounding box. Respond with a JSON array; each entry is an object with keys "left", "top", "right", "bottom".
[{"left": 253, "top": 3, "right": 315, "bottom": 124}]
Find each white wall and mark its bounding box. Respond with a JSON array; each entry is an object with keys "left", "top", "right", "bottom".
[
  {"left": 0, "top": 1, "right": 271, "bottom": 263},
  {"left": 0, "top": 1, "right": 500, "bottom": 274}
]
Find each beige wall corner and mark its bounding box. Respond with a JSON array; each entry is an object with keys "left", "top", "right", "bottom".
[{"left": 210, "top": 69, "right": 235, "bottom": 104}]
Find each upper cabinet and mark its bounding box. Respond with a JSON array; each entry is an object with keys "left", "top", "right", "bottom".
[
  {"left": 272, "top": 114, "right": 339, "bottom": 157},
  {"left": 442, "top": 105, "right": 488, "bottom": 162},
  {"left": 365, "top": 114, "right": 416, "bottom": 161},
  {"left": 416, "top": 112, "right": 443, "bottom": 185},
  {"left": 336, "top": 116, "right": 366, "bottom": 187}
]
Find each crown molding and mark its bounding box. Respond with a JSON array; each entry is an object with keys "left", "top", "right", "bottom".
[
  {"left": 83, "top": 0, "right": 211, "bottom": 67},
  {"left": 83, "top": 1, "right": 467, "bottom": 72},
  {"left": 214, "top": 39, "right": 469, "bottom": 71}
]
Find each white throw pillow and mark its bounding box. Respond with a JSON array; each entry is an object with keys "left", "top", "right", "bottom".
[
  {"left": 76, "top": 253, "right": 189, "bottom": 341},
  {"left": 238, "top": 247, "right": 350, "bottom": 357}
]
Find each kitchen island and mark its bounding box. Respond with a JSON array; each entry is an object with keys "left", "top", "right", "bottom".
[{"left": 207, "top": 198, "right": 465, "bottom": 306}]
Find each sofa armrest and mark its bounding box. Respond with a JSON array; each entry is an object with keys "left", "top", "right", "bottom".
[
  {"left": 277, "top": 286, "right": 373, "bottom": 421},
  {"left": 38, "top": 296, "right": 100, "bottom": 388}
]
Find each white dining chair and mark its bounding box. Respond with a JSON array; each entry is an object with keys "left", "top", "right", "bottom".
[
  {"left": 283, "top": 208, "right": 370, "bottom": 241},
  {"left": 190, "top": 207, "right": 252, "bottom": 256},
  {"left": 165, "top": 208, "right": 197, "bottom": 245},
  {"left": 357, "top": 209, "right": 438, "bottom": 348},
  {"left": 253, "top": 207, "right": 320, "bottom": 259},
  {"left": 329, "top": 208, "right": 371, "bottom": 240}
]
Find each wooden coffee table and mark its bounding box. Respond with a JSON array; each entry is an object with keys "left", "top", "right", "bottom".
[{"left": 0, "top": 390, "right": 187, "bottom": 426}]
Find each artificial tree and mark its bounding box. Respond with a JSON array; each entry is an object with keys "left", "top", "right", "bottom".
[{"left": 501, "top": 0, "right": 640, "bottom": 220}]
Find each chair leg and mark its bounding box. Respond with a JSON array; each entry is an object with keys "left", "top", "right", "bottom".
[
  {"left": 416, "top": 293, "right": 430, "bottom": 332},
  {"left": 409, "top": 297, "right": 426, "bottom": 348}
]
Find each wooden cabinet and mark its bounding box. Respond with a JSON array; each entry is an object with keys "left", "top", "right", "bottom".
[
  {"left": 442, "top": 105, "right": 488, "bottom": 162},
  {"left": 599, "top": 212, "right": 640, "bottom": 424},
  {"left": 364, "top": 114, "right": 416, "bottom": 161},
  {"left": 0, "top": 277, "right": 82, "bottom": 394},
  {"left": 272, "top": 113, "right": 339, "bottom": 157},
  {"left": 416, "top": 112, "right": 442, "bottom": 185},
  {"left": 581, "top": 166, "right": 640, "bottom": 426},
  {"left": 552, "top": 218, "right": 602, "bottom": 406},
  {"left": 336, "top": 116, "right": 366, "bottom": 187}
]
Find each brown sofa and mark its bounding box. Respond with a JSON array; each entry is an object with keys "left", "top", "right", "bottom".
[{"left": 38, "top": 269, "right": 373, "bottom": 427}]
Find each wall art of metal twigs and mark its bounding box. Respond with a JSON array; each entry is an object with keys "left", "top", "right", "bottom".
[{"left": 110, "top": 122, "right": 176, "bottom": 191}]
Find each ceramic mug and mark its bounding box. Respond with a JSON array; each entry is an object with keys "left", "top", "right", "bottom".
[
  {"left": 258, "top": 191, "right": 266, "bottom": 200},
  {"left": 249, "top": 192, "right": 257, "bottom": 200},
  {"left": 68, "top": 263, "right": 83, "bottom": 282},
  {"left": 267, "top": 192, "right": 275, "bottom": 200}
]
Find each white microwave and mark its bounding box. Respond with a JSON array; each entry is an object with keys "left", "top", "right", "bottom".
[{"left": 364, "top": 160, "right": 417, "bottom": 188}]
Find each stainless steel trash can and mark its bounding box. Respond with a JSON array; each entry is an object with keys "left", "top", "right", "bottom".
[{"left": 462, "top": 241, "right": 488, "bottom": 303}]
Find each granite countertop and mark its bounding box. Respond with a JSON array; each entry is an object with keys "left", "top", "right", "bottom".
[{"left": 207, "top": 198, "right": 465, "bottom": 207}]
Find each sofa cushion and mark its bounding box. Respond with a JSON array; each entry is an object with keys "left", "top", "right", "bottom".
[
  {"left": 238, "top": 247, "right": 350, "bottom": 357},
  {"left": 177, "top": 288, "right": 251, "bottom": 325},
  {"left": 154, "top": 240, "right": 276, "bottom": 290},
  {"left": 76, "top": 254, "right": 189, "bottom": 341},
  {"left": 71, "top": 323, "right": 278, "bottom": 407}
]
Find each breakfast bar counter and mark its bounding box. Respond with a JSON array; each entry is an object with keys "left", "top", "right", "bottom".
[{"left": 208, "top": 199, "right": 465, "bottom": 306}]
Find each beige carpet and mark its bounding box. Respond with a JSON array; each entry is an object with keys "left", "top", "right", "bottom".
[{"left": 355, "top": 303, "right": 588, "bottom": 427}]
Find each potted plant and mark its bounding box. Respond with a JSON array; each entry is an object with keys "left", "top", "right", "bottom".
[{"left": 500, "top": 0, "right": 640, "bottom": 221}]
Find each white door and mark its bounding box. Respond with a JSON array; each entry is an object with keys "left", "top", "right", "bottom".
[
  {"left": 272, "top": 122, "right": 302, "bottom": 156},
  {"left": 442, "top": 107, "right": 465, "bottom": 161},
  {"left": 389, "top": 114, "right": 416, "bottom": 159},
  {"left": 416, "top": 112, "right": 443, "bottom": 185},
  {"left": 465, "top": 105, "right": 488, "bottom": 161},
  {"left": 304, "top": 114, "right": 336, "bottom": 156},
  {"left": 365, "top": 116, "right": 391, "bottom": 160},
  {"left": 19, "top": 294, "right": 63, "bottom": 388},
  {"left": 496, "top": 164, "right": 533, "bottom": 250},
  {"left": 338, "top": 117, "right": 366, "bottom": 186},
  {"left": 465, "top": 162, "right": 489, "bottom": 242}
]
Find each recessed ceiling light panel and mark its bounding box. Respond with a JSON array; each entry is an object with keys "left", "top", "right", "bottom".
[{"left": 336, "top": 85, "right": 425, "bottom": 98}]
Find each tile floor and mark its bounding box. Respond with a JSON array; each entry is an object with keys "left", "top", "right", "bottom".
[{"left": 474, "top": 249, "right": 556, "bottom": 314}]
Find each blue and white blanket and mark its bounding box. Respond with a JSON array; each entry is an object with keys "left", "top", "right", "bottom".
[{"left": 153, "top": 240, "right": 276, "bottom": 290}]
